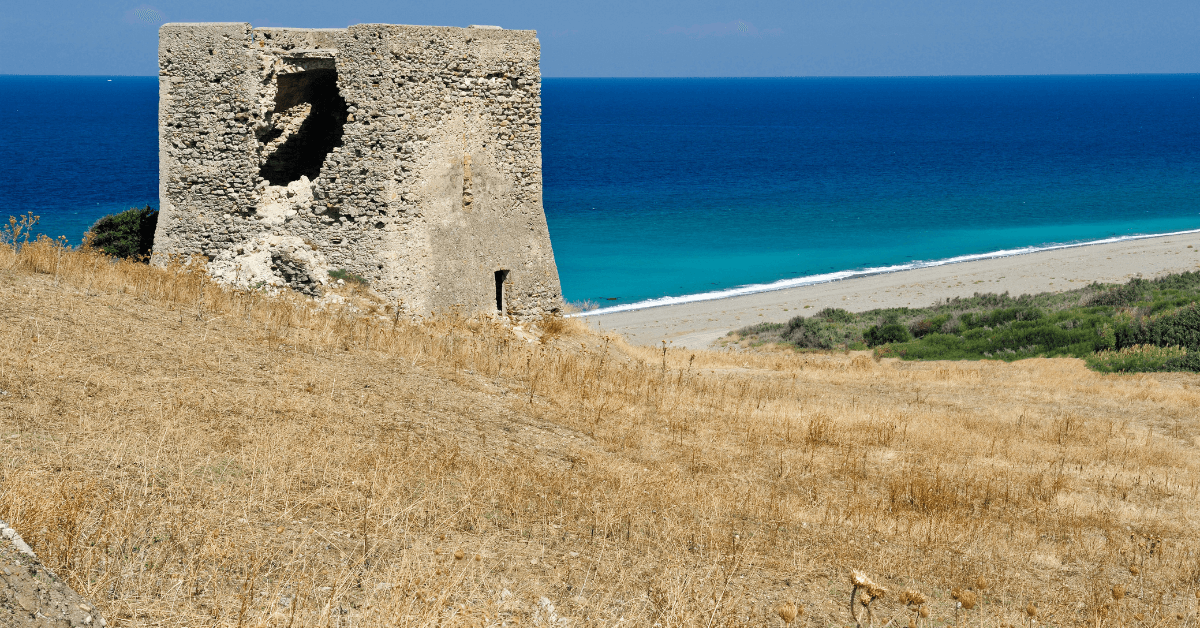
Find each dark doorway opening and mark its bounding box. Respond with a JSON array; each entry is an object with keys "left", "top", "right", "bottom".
[
  {"left": 259, "top": 69, "right": 348, "bottom": 185},
  {"left": 494, "top": 270, "right": 509, "bottom": 313}
]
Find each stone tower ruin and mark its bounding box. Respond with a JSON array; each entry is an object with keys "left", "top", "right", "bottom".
[{"left": 154, "top": 22, "right": 563, "bottom": 318}]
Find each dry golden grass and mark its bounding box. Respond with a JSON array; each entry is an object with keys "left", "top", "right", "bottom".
[{"left": 1, "top": 237, "right": 1200, "bottom": 627}]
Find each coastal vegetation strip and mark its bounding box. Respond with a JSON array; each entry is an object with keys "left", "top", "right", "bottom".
[{"left": 733, "top": 270, "right": 1200, "bottom": 372}]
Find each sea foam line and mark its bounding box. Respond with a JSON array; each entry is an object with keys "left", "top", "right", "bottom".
[{"left": 570, "top": 227, "right": 1200, "bottom": 318}]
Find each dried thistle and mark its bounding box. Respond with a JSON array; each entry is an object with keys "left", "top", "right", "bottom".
[
  {"left": 1025, "top": 604, "right": 1038, "bottom": 619},
  {"left": 849, "top": 571, "right": 886, "bottom": 628},
  {"left": 1130, "top": 565, "right": 1140, "bottom": 576},
  {"left": 454, "top": 549, "right": 464, "bottom": 560},
  {"left": 850, "top": 571, "right": 885, "bottom": 601},
  {"left": 952, "top": 588, "right": 976, "bottom": 607},
  {"left": 901, "top": 589, "right": 928, "bottom": 608},
  {"left": 950, "top": 588, "right": 976, "bottom": 627},
  {"left": 920, "top": 606, "right": 930, "bottom": 618},
  {"left": 778, "top": 601, "right": 799, "bottom": 625},
  {"left": 975, "top": 576, "right": 989, "bottom": 591},
  {"left": 1112, "top": 585, "right": 1125, "bottom": 601}
]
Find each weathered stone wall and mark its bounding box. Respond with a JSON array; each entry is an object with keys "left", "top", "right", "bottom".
[{"left": 155, "top": 22, "right": 562, "bottom": 318}]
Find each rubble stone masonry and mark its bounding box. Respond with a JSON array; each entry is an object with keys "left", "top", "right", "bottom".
[{"left": 155, "top": 22, "right": 562, "bottom": 318}]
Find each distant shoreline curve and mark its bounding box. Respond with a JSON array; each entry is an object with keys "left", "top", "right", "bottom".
[{"left": 569, "top": 227, "right": 1200, "bottom": 318}]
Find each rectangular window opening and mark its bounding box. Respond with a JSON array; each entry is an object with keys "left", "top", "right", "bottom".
[{"left": 494, "top": 270, "right": 510, "bottom": 312}]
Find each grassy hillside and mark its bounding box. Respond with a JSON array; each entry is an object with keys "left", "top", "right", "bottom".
[
  {"left": 2, "top": 237, "right": 1200, "bottom": 627},
  {"left": 732, "top": 272, "right": 1200, "bottom": 372}
]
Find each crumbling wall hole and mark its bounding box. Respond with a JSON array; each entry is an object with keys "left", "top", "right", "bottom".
[{"left": 258, "top": 68, "right": 348, "bottom": 185}]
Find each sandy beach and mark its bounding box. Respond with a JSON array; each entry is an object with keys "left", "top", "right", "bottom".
[{"left": 585, "top": 232, "right": 1200, "bottom": 349}]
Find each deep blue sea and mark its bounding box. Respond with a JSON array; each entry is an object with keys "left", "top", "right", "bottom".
[{"left": 4, "top": 75, "right": 1200, "bottom": 308}]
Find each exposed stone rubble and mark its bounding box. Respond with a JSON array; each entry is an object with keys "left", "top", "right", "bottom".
[
  {"left": 155, "top": 22, "right": 563, "bottom": 319},
  {"left": 0, "top": 520, "right": 107, "bottom": 628}
]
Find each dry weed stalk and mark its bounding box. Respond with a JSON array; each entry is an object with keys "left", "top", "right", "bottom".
[{"left": 977, "top": 576, "right": 990, "bottom": 628}]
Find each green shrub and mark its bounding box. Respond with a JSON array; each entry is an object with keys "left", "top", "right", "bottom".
[
  {"left": 960, "top": 307, "right": 1042, "bottom": 330},
  {"left": 814, "top": 307, "right": 855, "bottom": 324},
  {"left": 1087, "top": 279, "right": 1148, "bottom": 307},
  {"left": 1162, "top": 351, "right": 1200, "bottom": 372},
  {"left": 908, "top": 319, "right": 936, "bottom": 338},
  {"left": 1087, "top": 273, "right": 1200, "bottom": 308},
  {"left": 85, "top": 205, "right": 158, "bottom": 260},
  {"left": 738, "top": 322, "right": 785, "bottom": 335},
  {"left": 1086, "top": 345, "right": 1189, "bottom": 373},
  {"left": 1114, "top": 302, "right": 1200, "bottom": 351},
  {"left": 328, "top": 268, "right": 368, "bottom": 285},
  {"left": 864, "top": 323, "right": 910, "bottom": 347},
  {"left": 784, "top": 316, "right": 836, "bottom": 349},
  {"left": 909, "top": 314, "right": 951, "bottom": 338}
]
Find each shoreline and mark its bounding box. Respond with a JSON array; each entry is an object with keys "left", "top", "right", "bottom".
[
  {"left": 573, "top": 228, "right": 1200, "bottom": 318},
  {"left": 586, "top": 229, "right": 1200, "bottom": 349}
]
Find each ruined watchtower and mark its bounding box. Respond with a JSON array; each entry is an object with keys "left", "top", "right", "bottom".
[{"left": 154, "top": 22, "right": 562, "bottom": 318}]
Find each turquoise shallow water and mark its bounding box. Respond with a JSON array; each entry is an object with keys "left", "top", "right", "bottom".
[{"left": 3, "top": 75, "right": 1200, "bottom": 308}]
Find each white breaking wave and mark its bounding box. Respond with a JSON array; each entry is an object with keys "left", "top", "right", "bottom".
[{"left": 570, "top": 227, "right": 1200, "bottom": 318}]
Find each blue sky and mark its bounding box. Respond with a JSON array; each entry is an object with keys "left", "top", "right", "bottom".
[{"left": 1, "top": 0, "right": 1197, "bottom": 77}]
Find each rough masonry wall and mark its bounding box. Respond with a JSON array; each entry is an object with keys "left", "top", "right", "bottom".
[{"left": 155, "top": 22, "right": 562, "bottom": 318}]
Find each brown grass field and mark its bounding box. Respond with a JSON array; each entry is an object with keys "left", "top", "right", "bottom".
[{"left": 1, "top": 236, "right": 1199, "bottom": 627}]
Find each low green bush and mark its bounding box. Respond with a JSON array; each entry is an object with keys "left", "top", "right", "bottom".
[
  {"left": 960, "top": 306, "right": 1043, "bottom": 330},
  {"left": 864, "top": 323, "right": 910, "bottom": 347},
  {"left": 909, "top": 314, "right": 951, "bottom": 338},
  {"left": 85, "top": 205, "right": 158, "bottom": 260},
  {"left": 1087, "top": 280, "right": 1148, "bottom": 307},
  {"left": 1086, "top": 345, "right": 1189, "bottom": 373},
  {"left": 736, "top": 322, "right": 785, "bottom": 335},
  {"left": 784, "top": 315, "right": 837, "bottom": 349},
  {"left": 328, "top": 268, "right": 369, "bottom": 285},
  {"left": 1163, "top": 351, "right": 1200, "bottom": 372},
  {"left": 1114, "top": 303, "right": 1200, "bottom": 351},
  {"left": 814, "top": 307, "right": 855, "bottom": 323}
]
